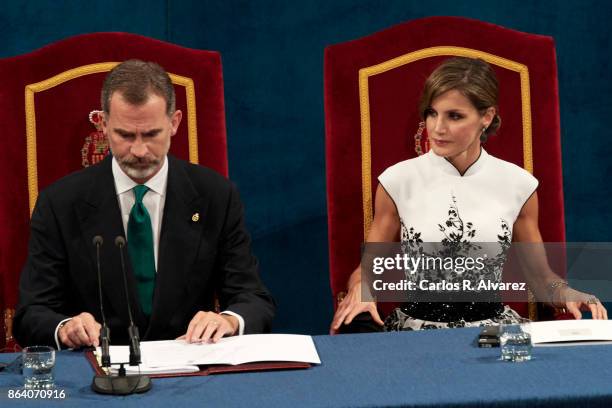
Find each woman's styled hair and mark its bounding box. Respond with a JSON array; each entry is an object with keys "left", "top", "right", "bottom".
[{"left": 418, "top": 57, "right": 501, "bottom": 142}]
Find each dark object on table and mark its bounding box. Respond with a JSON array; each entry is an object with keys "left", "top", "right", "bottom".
[
  {"left": 478, "top": 325, "right": 500, "bottom": 348},
  {"left": 339, "top": 312, "right": 385, "bottom": 334},
  {"left": 91, "top": 363, "right": 152, "bottom": 395}
]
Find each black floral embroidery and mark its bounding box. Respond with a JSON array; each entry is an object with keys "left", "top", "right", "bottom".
[
  {"left": 401, "top": 194, "right": 510, "bottom": 284},
  {"left": 438, "top": 195, "right": 477, "bottom": 243},
  {"left": 394, "top": 194, "right": 515, "bottom": 325},
  {"left": 401, "top": 221, "right": 423, "bottom": 247}
]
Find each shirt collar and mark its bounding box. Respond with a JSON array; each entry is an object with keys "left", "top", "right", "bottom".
[
  {"left": 428, "top": 147, "right": 488, "bottom": 177},
  {"left": 111, "top": 156, "right": 169, "bottom": 196}
]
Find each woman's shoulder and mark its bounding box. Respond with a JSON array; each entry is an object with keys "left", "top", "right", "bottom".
[
  {"left": 487, "top": 153, "right": 535, "bottom": 177},
  {"left": 380, "top": 154, "right": 430, "bottom": 177},
  {"left": 485, "top": 153, "right": 538, "bottom": 191},
  {"left": 377, "top": 155, "right": 429, "bottom": 201}
]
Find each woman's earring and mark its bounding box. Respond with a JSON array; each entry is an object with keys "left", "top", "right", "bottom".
[
  {"left": 480, "top": 126, "right": 488, "bottom": 143},
  {"left": 414, "top": 121, "right": 427, "bottom": 156}
]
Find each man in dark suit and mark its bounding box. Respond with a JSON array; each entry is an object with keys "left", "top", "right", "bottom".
[{"left": 14, "top": 60, "right": 274, "bottom": 348}]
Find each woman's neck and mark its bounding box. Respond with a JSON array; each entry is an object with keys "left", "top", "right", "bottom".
[{"left": 445, "top": 143, "right": 482, "bottom": 175}]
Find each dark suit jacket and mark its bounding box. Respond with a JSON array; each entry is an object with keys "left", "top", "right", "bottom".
[{"left": 14, "top": 155, "right": 275, "bottom": 346}]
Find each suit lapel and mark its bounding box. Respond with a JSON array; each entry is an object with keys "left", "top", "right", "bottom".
[
  {"left": 146, "top": 156, "right": 207, "bottom": 337},
  {"left": 75, "top": 157, "right": 148, "bottom": 332}
]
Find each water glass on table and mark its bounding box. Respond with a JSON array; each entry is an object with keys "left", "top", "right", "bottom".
[
  {"left": 22, "top": 345, "right": 55, "bottom": 389},
  {"left": 499, "top": 320, "right": 532, "bottom": 362}
]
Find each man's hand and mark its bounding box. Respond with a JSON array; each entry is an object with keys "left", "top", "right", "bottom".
[
  {"left": 58, "top": 312, "right": 101, "bottom": 348},
  {"left": 177, "top": 311, "right": 239, "bottom": 343}
]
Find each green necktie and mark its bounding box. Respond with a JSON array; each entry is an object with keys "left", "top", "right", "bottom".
[{"left": 127, "top": 185, "right": 156, "bottom": 316}]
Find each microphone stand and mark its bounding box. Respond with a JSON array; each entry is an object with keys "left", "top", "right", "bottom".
[{"left": 91, "top": 236, "right": 152, "bottom": 395}]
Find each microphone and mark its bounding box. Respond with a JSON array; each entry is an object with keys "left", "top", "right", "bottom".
[
  {"left": 91, "top": 235, "right": 151, "bottom": 395},
  {"left": 92, "top": 235, "right": 111, "bottom": 368},
  {"left": 114, "top": 236, "right": 141, "bottom": 366}
]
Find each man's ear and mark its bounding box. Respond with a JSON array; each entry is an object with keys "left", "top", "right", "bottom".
[
  {"left": 171, "top": 110, "right": 183, "bottom": 136},
  {"left": 101, "top": 111, "right": 109, "bottom": 136}
]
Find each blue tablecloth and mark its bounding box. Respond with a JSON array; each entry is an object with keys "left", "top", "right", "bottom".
[{"left": 2, "top": 328, "right": 612, "bottom": 407}]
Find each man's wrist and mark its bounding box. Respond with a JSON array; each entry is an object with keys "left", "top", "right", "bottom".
[
  {"left": 220, "top": 314, "right": 239, "bottom": 335},
  {"left": 54, "top": 318, "right": 72, "bottom": 350},
  {"left": 58, "top": 320, "right": 68, "bottom": 333},
  {"left": 220, "top": 311, "right": 244, "bottom": 335}
]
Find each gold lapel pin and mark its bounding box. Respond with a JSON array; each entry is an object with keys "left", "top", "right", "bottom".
[{"left": 192, "top": 213, "right": 200, "bottom": 222}]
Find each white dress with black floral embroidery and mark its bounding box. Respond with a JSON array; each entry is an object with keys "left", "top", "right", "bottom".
[{"left": 378, "top": 148, "right": 538, "bottom": 331}]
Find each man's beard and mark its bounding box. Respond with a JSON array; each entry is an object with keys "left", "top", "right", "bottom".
[{"left": 117, "top": 156, "right": 162, "bottom": 180}]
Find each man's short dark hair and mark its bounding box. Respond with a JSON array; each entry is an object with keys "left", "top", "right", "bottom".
[{"left": 101, "top": 59, "right": 175, "bottom": 116}]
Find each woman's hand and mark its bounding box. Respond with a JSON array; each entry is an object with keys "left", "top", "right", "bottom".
[
  {"left": 329, "top": 281, "right": 384, "bottom": 334},
  {"left": 512, "top": 194, "right": 608, "bottom": 321},
  {"left": 557, "top": 286, "right": 608, "bottom": 320},
  {"left": 329, "top": 184, "right": 399, "bottom": 335}
]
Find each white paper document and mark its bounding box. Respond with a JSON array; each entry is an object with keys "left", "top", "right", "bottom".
[
  {"left": 524, "top": 320, "right": 612, "bottom": 346},
  {"left": 95, "top": 334, "right": 320, "bottom": 374}
]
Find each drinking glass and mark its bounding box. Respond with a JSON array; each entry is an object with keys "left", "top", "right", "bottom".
[
  {"left": 499, "top": 320, "right": 532, "bottom": 362},
  {"left": 22, "top": 345, "right": 55, "bottom": 389}
]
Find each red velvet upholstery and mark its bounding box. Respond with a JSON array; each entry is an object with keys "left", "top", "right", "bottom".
[
  {"left": 0, "top": 32, "right": 228, "bottom": 349},
  {"left": 324, "top": 17, "right": 564, "bottom": 319}
]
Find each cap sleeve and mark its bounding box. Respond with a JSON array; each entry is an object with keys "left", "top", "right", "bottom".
[
  {"left": 377, "top": 164, "right": 401, "bottom": 206},
  {"left": 518, "top": 171, "right": 539, "bottom": 208},
  {"left": 509, "top": 168, "right": 539, "bottom": 222}
]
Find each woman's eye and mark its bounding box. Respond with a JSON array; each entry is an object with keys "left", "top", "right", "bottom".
[
  {"left": 448, "top": 112, "right": 464, "bottom": 120},
  {"left": 425, "top": 108, "right": 436, "bottom": 117}
]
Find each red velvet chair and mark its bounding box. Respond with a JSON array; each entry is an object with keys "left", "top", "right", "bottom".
[
  {"left": 0, "top": 32, "right": 228, "bottom": 349},
  {"left": 324, "top": 16, "right": 565, "bottom": 322}
]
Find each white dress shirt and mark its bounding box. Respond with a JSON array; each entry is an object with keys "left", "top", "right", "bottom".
[
  {"left": 54, "top": 156, "right": 243, "bottom": 349},
  {"left": 112, "top": 155, "right": 167, "bottom": 270}
]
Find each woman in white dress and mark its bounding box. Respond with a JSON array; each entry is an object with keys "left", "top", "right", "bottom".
[{"left": 331, "top": 57, "right": 607, "bottom": 333}]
